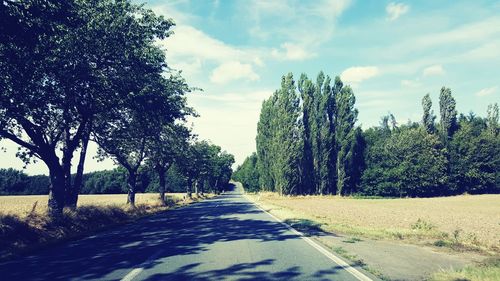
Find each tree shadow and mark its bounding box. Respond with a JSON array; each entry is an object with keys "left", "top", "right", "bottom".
[{"left": 0, "top": 193, "right": 353, "bottom": 280}]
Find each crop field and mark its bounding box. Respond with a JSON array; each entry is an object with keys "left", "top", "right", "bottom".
[
  {"left": 248, "top": 193, "right": 500, "bottom": 253},
  {"left": 0, "top": 193, "right": 186, "bottom": 217}
]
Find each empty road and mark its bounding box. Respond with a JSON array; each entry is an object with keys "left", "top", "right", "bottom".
[{"left": 0, "top": 187, "right": 376, "bottom": 280}]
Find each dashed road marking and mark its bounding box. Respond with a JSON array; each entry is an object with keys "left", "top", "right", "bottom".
[{"left": 120, "top": 250, "right": 163, "bottom": 281}]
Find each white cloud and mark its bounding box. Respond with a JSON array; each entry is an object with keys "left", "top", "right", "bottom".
[
  {"left": 341, "top": 66, "right": 380, "bottom": 83},
  {"left": 422, "top": 64, "right": 445, "bottom": 76},
  {"left": 386, "top": 2, "right": 410, "bottom": 21},
  {"left": 401, "top": 79, "right": 421, "bottom": 88},
  {"left": 160, "top": 25, "right": 253, "bottom": 64},
  {"left": 475, "top": 86, "right": 498, "bottom": 97},
  {"left": 210, "top": 61, "right": 259, "bottom": 84},
  {"left": 271, "top": 42, "right": 316, "bottom": 61},
  {"left": 245, "top": 0, "right": 351, "bottom": 46},
  {"left": 186, "top": 89, "right": 273, "bottom": 165}
]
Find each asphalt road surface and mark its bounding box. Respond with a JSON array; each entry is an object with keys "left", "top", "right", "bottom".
[{"left": 0, "top": 187, "right": 376, "bottom": 281}]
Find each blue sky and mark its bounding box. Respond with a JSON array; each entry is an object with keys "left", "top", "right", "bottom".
[{"left": 1, "top": 0, "right": 499, "bottom": 174}]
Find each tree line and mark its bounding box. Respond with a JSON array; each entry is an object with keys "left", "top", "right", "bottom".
[
  {"left": 233, "top": 72, "right": 499, "bottom": 197},
  {"left": 0, "top": 0, "right": 234, "bottom": 216},
  {"left": 0, "top": 151, "right": 232, "bottom": 196}
]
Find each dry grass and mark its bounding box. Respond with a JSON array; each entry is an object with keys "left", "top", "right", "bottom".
[
  {"left": 0, "top": 193, "right": 186, "bottom": 217},
  {"left": 247, "top": 193, "right": 500, "bottom": 253},
  {"left": 430, "top": 257, "right": 500, "bottom": 281},
  {"left": 0, "top": 193, "right": 209, "bottom": 259}
]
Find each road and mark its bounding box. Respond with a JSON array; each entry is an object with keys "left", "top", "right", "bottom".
[{"left": 0, "top": 186, "right": 376, "bottom": 281}]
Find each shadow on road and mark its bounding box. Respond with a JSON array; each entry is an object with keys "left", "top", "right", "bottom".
[{"left": 0, "top": 192, "right": 350, "bottom": 280}]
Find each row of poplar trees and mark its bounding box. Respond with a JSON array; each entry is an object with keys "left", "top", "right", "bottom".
[
  {"left": 0, "top": 0, "right": 234, "bottom": 216},
  {"left": 235, "top": 72, "right": 500, "bottom": 197},
  {"left": 255, "top": 72, "right": 360, "bottom": 195}
]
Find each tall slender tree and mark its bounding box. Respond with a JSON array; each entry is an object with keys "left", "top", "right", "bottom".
[
  {"left": 256, "top": 95, "right": 277, "bottom": 191},
  {"left": 422, "top": 93, "right": 436, "bottom": 134},
  {"left": 272, "top": 74, "right": 303, "bottom": 195},
  {"left": 486, "top": 103, "right": 499, "bottom": 136},
  {"left": 439, "top": 87, "right": 457, "bottom": 144},
  {"left": 297, "top": 74, "right": 316, "bottom": 194},
  {"left": 335, "top": 85, "right": 358, "bottom": 195}
]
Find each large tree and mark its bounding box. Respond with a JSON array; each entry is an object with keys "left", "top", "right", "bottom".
[
  {"left": 272, "top": 74, "right": 303, "bottom": 195},
  {"left": 0, "top": 0, "right": 178, "bottom": 214},
  {"left": 256, "top": 94, "right": 277, "bottom": 191},
  {"left": 439, "top": 87, "right": 457, "bottom": 144},
  {"left": 422, "top": 93, "right": 436, "bottom": 134},
  {"left": 146, "top": 124, "right": 191, "bottom": 205},
  {"left": 335, "top": 83, "right": 358, "bottom": 195}
]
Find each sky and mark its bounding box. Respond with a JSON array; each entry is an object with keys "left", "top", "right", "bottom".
[{"left": 1, "top": 0, "right": 499, "bottom": 175}]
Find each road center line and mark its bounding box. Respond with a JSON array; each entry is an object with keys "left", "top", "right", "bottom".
[
  {"left": 246, "top": 195, "right": 374, "bottom": 281},
  {"left": 120, "top": 249, "right": 163, "bottom": 281}
]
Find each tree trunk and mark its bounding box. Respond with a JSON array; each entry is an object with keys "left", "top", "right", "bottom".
[
  {"left": 127, "top": 170, "right": 137, "bottom": 207},
  {"left": 158, "top": 168, "right": 167, "bottom": 206},
  {"left": 66, "top": 129, "right": 90, "bottom": 208},
  {"left": 194, "top": 179, "right": 199, "bottom": 196},
  {"left": 186, "top": 178, "right": 192, "bottom": 198},
  {"left": 61, "top": 144, "right": 73, "bottom": 208},
  {"left": 47, "top": 165, "right": 66, "bottom": 217}
]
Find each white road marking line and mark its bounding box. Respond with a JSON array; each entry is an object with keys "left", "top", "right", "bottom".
[
  {"left": 246, "top": 196, "right": 374, "bottom": 281},
  {"left": 120, "top": 250, "right": 163, "bottom": 281}
]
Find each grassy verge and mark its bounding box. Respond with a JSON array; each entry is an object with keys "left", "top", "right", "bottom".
[
  {"left": 430, "top": 257, "right": 500, "bottom": 281},
  {"left": 0, "top": 194, "right": 209, "bottom": 260},
  {"left": 246, "top": 193, "right": 499, "bottom": 255}
]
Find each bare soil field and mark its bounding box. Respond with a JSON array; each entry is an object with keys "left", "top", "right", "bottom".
[
  {"left": 247, "top": 193, "right": 500, "bottom": 253},
  {"left": 0, "top": 193, "right": 186, "bottom": 217}
]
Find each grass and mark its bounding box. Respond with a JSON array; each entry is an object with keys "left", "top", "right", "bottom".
[
  {"left": 330, "top": 245, "right": 390, "bottom": 280},
  {"left": 0, "top": 193, "right": 185, "bottom": 216},
  {"left": 247, "top": 193, "right": 500, "bottom": 254},
  {"left": 0, "top": 193, "right": 208, "bottom": 259},
  {"left": 430, "top": 257, "right": 500, "bottom": 281}
]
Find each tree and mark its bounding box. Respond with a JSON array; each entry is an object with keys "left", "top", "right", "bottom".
[
  {"left": 256, "top": 95, "right": 277, "bottom": 191},
  {"left": 439, "top": 87, "right": 457, "bottom": 143},
  {"left": 147, "top": 124, "right": 191, "bottom": 205},
  {"left": 0, "top": 0, "right": 177, "bottom": 215},
  {"left": 449, "top": 115, "right": 499, "bottom": 194},
  {"left": 233, "top": 153, "right": 260, "bottom": 192},
  {"left": 297, "top": 74, "right": 316, "bottom": 194},
  {"left": 486, "top": 103, "right": 499, "bottom": 136},
  {"left": 422, "top": 94, "right": 436, "bottom": 134},
  {"left": 297, "top": 72, "right": 336, "bottom": 195},
  {"left": 335, "top": 84, "right": 358, "bottom": 195},
  {"left": 272, "top": 74, "right": 303, "bottom": 195}
]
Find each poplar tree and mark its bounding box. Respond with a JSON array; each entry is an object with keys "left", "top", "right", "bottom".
[
  {"left": 439, "top": 87, "right": 457, "bottom": 144},
  {"left": 422, "top": 93, "right": 436, "bottom": 134},
  {"left": 256, "top": 95, "right": 277, "bottom": 191},
  {"left": 272, "top": 74, "right": 303, "bottom": 195},
  {"left": 335, "top": 84, "right": 358, "bottom": 195},
  {"left": 486, "top": 103, "right": 499, "bottom": 136},
  {"left": 298, "top": 74, "right": 316, "bottom": 194}
]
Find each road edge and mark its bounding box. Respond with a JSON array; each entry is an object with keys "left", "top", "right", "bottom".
[{"left": 244, "top": 193, "right": 377, "bottom": 281}]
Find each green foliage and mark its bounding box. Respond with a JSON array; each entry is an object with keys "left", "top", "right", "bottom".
[
  {"left": 439, "top": 87, "right": 458, "bottom": 143},
  {"left": 255, "top": 73, "right": 303, "bottom": 195},
  {"left": 449, "top": 116, "right": 500, "bottom": 194},
  {"left": 335, "top": 84, "right": 359, "bottom": 195},
  {"left": 248, "top": 74, "right": 498, "bottom": 198},
  {"left": 422, "top": 93, "right": 436, "bottom": 134},
  {"left": 362, "top": 126, "right": 448, "bottom": 197},
  {"left": 233, "top": 153, "right": 260, "bottom": 192},
  {"left": 0, "top": 169, "right": 49, "bottom": 195}
]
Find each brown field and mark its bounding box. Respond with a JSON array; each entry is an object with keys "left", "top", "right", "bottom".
[
  {"left": 0, "top": 193, "right": 186, "bottom": 217},
  {"left": 247, "top": 193, "right": 500, "bottom": 253}
]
